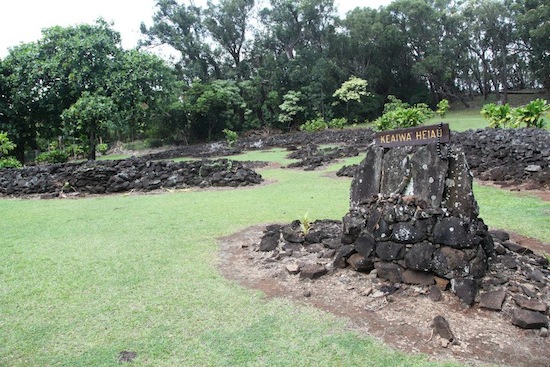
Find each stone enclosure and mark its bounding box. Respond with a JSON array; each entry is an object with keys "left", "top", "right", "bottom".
[{"left": 0, "top": 158, "right": 262, "bottom": 197}]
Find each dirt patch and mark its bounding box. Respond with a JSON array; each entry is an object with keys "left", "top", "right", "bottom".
[{"left": 218, "top": 225, "right": 550, "bottom": 367}]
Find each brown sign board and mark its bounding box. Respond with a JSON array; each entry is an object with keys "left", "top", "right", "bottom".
[{"left": 374, "top": 123, "right": 450, "bottom": 148}]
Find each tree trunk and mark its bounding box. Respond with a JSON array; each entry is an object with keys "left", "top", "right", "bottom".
[
  {"left": 88, "top": 128, "right": 96, "bottom": 161},
  {"left": 15, "top": 140, "right": 25, "bottom": 165},
  {"left": 500, "top": 45, "right": 508, "bottom": 104}
]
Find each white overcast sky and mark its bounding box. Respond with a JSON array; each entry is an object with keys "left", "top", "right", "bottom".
[{"left": 0, "top": 0, "right": 394, "bottom": 58}]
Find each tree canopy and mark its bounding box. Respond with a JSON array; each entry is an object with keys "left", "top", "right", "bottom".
[{"left": 1, "top": 0, "right": 548, "bottom": 162}]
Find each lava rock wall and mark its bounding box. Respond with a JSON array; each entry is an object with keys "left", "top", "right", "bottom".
[{"left": 0, "top": 158, "right": 262, "bottom": 197}]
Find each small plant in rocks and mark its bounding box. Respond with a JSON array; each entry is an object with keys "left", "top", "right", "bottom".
[{"left": 299, "top": 212, "right": 313, "bottom": 235}]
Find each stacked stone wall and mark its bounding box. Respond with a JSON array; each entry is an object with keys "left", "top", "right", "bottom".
[{"left": 0, "top": 158, "right": 262, "bottom": 197}]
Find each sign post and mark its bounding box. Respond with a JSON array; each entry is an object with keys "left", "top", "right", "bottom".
[{"left": 374, "top": 123, "right": 450, "bottom": 148}]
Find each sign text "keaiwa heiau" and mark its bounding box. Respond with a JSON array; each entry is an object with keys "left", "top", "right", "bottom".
[{"left": 374, "top": 123, "right": 450, "bottom": 148}]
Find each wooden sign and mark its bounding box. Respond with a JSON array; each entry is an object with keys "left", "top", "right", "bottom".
[{"left": 374, "top": 123, "right": 450, "bottom": 147}]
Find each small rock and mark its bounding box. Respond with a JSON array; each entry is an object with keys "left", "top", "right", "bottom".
[
  {"left": 374, "top": 262, "right": 403, "bottom": 283},
  {"left": 299, "top": 264, "right": 328, "bottom": 279},
  {"left": 479, "top": 289, "right": 507, "bottom": 311},
  {"left": 372, "top": 290, "right": 386, "bottom": 298},
  {"left": 489, "top": 230, "right": 510, "bottom": 242},
  {"left": 431, "top": 315, "right": 455, "bottom": 342},
  {"left": 525, "top": 164, "right": 542, "bottom": 172},
  {"left": 521, "top": 284, "right": 538, "bottom": 298},
  {"left": 347, "top": 253, "right": 375, "bottom": 272},
  {"left": 401, "top": 269, "right": 435, "bottom": 286},
  {"left": 514, "top": 296, "right": 548, "bottom": 313},
  {"left": 527, "top": 269, "right": 546, "bottom": 283},
  {"left": 502, "top": 240, "right": 533, "bottom": 255},
  {"left": 303, "top": 290, "right": 312, "bottom": 297},
  {"left": 306, "top": 243, "right": 325, "bottom": 253},
  {"left": 429, "top": 285, "right": 442, "bottom": 302},
  {"left": 451, "top": 278, "right": 478, "bottom": 306},
  {"left": 434, "top": 277, "right": 450, "bottom": 291},
  {"left": 541, "top": 327, "right": 549, "bottom": 338},
  {"left": 440, "top": 338, "right": 449, "bottom": 348},
  {"left": 361, "top": 287, "right": 373, "bottom": 296},
  {"left": 259, "top": 232, "right": 280, "bottom": 252},
  {"left": 511, "top": 309, "right": 549, "bottom": 329},
  {"left": 285, "top": 263, "right": 300, "bottom": 275}
]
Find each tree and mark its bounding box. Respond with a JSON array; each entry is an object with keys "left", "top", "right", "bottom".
[
  {"left": 0, "top": 42, "right": 42, "bottom": 163},
  {"left": 515, "top": 0, "right": 550, "bottom": 91},
  {"left": 182, "top": 79, "right": 246, "bottom": 141},
  {"left": 61, "top": 93, "right": 118, "bottom": 160},
  {"left": 204, "top": 0, "right": 255, "bottom": 80},
  {"left": 278, "top": 90, "right": 305, "bottom": 129},
  {"left": 332, "top": 76, "right": 369, "bottom": 120},
  {"left": 108, "top": 49, "right": 182, "bottom": 141}
]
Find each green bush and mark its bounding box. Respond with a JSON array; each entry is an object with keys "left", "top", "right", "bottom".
[
  {"left": 513, "top": 98, "right": 549, "bottom": 128},
  {"left": 0, "top": 132, "right": 21, "bottom": 168},
  {"left": 300, "top": 117, "right": 327, "bottom": 132},
  {"left": 36, "top": 150, "right": 69, "bottom": 164},
  {"left": 375, "top": 101, "right": 435, "bottom": 131},
  {"left": 436, "top": 99, "right": 450, "bottom": 118},
  {"left": 480, "top": 103, "right": 514, "bottom": 128},
  {"left": 66, "top": 144, "right": 85, "bottom": 158},
  {"left": 96, "top": 143, "right": 109, "bottom": 154},
  {"left": 0, "top": 157, "right": 22, "bottom": 169},
  {"left": 327, "top": 118, "right": 347, "bottom": 129},
  {"left": 481, "top": 99, "right": 549, "bottom": 128},
  {"left": 222, "top": 128, "right": 238, "bottom": 147}
]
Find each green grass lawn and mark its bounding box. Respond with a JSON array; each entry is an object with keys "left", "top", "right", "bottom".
[{"left": 2, "top": 113, "right": 549, "bottom": 366}]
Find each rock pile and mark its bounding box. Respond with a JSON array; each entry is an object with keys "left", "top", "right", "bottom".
[
  {"left": 452, "top": 128, "right": 550, "bottom": 189},
  {"left": 0, "top": 158, "right": 262, "bottom": 197},
  {"left": 255, "top": 219, "right": 549, "bottom": 331},
  {"left": 256, "top": 142, "right": 549, "bottom": 331}
]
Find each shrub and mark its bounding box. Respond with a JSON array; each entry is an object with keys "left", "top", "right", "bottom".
[
  {"left": 36, "top": 150, "right": 69, "bottom": 164},
  {"left": 300, "top": 117, "right": 327, "bottom": 132},
  {"left": 0, "top": 157, "right": 22, "bottom": 169},
  {"left": 513, "top": 98, "right": 549, "bottom": 128},
  {"left": 436, "top": 99, "right": 450, "bottom": 118},
  {"left": 480, "top": 103, "right": 514, "bottom": 128},
  {"left": 96, "top": 143, "right": 109, "bottom": 155},
  {"left": 222, "top": 128, "right": 238, "bottom": 147},
  {"left": 375, "top": 102, "right": 435, "bottom": 131},
  {"left": 66, "top": 144, "right": 85, "bottom": 158},
  {"left": 327, "top": 118, "right": 347, "bottom": 129},
  {"left": 0, "top": 132, "right": 21, "bottom": 168},
  {"left": 481, "top": 99, "right": 549, "bottom": 128}
]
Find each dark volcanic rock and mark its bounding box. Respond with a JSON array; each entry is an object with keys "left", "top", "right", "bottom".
[
  {"left": 347, "top": 253, "right": 375, "bottom": 272},
  {"left": 376, "top": 241, "right": 406, "bottom": 261},
  {"left": 333, "top": 245, "right": 355, "bottom": 268},
  {"left": 354, "top": 233, "right": 376, "bottom": 258},
  {"left": 433, "top": 217, "right": 475, "bottom": 248},
  {"left": 479, "top": 289, "right": 507, "bottom": 311},
  {"left": 299, "top": 264, "right": 328, "bottom": 280},
  {"left": 259, "top": 232, "right": 280, "bottom": 252},
  {"left": 391, "top": 222, "right": 427, "bottom": 244},
  {"left": 374, "top": 262, "right": 403, "bottom": 283},
  {"left": 404, "top": 242, "right": 435, "bottom": 272},
  {"left": 451, "top": 278, "right": 478, "bottom": 306},
  {"left": 511, "top": 309, "right": 549, "bottom": 329}
]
